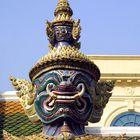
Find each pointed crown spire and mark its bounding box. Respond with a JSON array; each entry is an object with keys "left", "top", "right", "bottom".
[
  {"left": 55, "top": 0, "right": 73, "bottom": 16},
  {"left": 46, "top": 0, "right": 81, "bottom": 49},
  {"left": 29, "top": 0, "right": 100, "bottom": 82},
  {"left": 53, "top": 0, "right": 73, "bottom": 24}
]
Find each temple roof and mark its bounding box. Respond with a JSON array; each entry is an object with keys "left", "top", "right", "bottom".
[{"left": 0, "top": 101, "right": 42, "bottom": 139}]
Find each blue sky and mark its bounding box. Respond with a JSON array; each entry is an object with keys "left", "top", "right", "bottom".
[{"left": 0, "top": 0, "right": 140, "bottom": 92}]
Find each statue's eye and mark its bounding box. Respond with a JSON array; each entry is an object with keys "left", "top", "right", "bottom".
[
  {"left": 46, "top": 83, "right": 56, "bottom": 92},
  {"left": 56, "top": 31, "right": 60, "bottom": 35},
  {"left": 61, "top": 28, "right": 67, "bottom": 34}
]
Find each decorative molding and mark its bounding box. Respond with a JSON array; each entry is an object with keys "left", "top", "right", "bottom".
[
  {"left": 100, "top": 74, "right": 140, "bottom": 80},
  {"left": 109, "top": 97, "right": 140, "bottom": 101},
  {"left": 127, "top": 100, "right": 135, "bottom": 111},
  {"left": 85, "top": 127, "right": 140, "bottom": 136},
  {"left": 0, "top": 91, "right": 18, "bottom": 101},
  {"left": 88, "top": 55, "right": 140, "bottom": 60},
  {"left": 125, "top": 87, "right": 135, "bottom": 96}
]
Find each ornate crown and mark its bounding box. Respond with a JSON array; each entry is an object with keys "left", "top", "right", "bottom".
[
  {"left": 46, "top": 0, "right": 81, "bottom": 49},
  {"left": 29, "top": 0, "right": 100, "bottom": 82},
  {"left": 53, "top": 0, "right": 73, "bottom": 24}
]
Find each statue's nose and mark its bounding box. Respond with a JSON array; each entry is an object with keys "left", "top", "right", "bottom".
[
  {"left": 58, "top": 80, "right": 76, "bottom": 92},
  {"left": 60, "top": 80, "right": 72, "bottom": 86}
]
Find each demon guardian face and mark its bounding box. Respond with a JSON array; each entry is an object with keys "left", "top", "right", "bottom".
[{"left": 34, "top": 70, "right": 95, "bottom": 126}]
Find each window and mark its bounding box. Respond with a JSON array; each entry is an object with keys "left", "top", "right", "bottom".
[{"left": 111, "top": 112, "right": 140, "bottom": 126}]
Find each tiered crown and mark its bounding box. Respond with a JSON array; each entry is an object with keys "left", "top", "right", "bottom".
[
  {"left": 46, "top": 0, "right": 81, "bottom": 49},
  {"left": 53, "top": 0, "right": 73, "bottom": 24},
  {"left": 29, "top": 0, "right": 100, "bottom": 82}
]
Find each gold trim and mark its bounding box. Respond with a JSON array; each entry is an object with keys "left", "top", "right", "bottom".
[
  {"left": 29, "top": 46, "right": 100, "bottom": 81},
  {"left": 10, "top": 77, "right": 40, "bottom": 123},
  {"left": 53, "top": 0, "right": 73, "bottom": 23},
  {"left": 88, "top": 55, "right": 140, "bottom": 60},
  {"left": 32, "top": 65, "right": 94, "bottom": 81}
]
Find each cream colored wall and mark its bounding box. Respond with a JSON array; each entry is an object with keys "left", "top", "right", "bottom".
[
  {"left": 88, "top": 55, "right": 140, "bottom": 127},
  {"left": 89, "top": 55, "right": 140, "bottom": 75}
]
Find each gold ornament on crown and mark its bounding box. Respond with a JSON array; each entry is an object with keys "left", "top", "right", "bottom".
[
  {"left": 46, "top": 0, "right": 81, "bottom": 49},
  {"left": 53, "top": 0, "right": 73, "bottom": 23}
]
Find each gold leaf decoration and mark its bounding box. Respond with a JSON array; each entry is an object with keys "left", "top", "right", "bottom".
[
  {"left": 72, "top": 19, "right": 81, "bottom": 41},
  {"left": 9, "top": 77, "right": 40, "bottom": 123}
]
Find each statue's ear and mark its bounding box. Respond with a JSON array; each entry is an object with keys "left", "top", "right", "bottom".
[
  {"left": 46, "top": 21, "right": 55, "bottom": 48},
  {"left": 96, "top": 80, "right": 115, "bottom": 95},
  {"left": 9, "top": 76, "right": 40, "bottom": 123},
  {"left": 72, "top": 19, "right": 81, "bottom": 41},
  {"left": 88, "top": 80, "right": 115, "bottom": 123},
  {"left": 88, "top": 106, "right": 103, "bottom": 123},
  {"left": 95, "top": 80, "right": 115, "bottom": 108},
  {"left": 9, "top": 76, "right": 34, "bottom": 100}
]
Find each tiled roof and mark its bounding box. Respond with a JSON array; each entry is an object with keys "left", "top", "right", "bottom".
[
  {"left": 0, "top": 101, "right": 24, "bottom": 114},
  {"left": 1, "top": 101, "right": 140, "bottom": 140},
  {"left": 0, "top": 101, "right": 42, "bottom": 140}
]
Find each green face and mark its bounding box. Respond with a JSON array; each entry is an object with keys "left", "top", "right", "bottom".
[{"left": 33, "top": 70, "right": 95, "bottom": 125}]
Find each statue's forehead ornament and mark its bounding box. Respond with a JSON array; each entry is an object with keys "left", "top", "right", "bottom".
[
  {"left": 10, "top": 0, "right": 115, "bottom": 139},
  {"left": 58, "top": 70, "right": 76, "bottom": 76}
]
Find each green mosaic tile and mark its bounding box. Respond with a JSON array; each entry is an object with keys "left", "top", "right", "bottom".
[{"left": 0, "top": 113, "right": 42, "bottom": 138}]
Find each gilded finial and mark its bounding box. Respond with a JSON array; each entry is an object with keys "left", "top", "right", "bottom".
[
  {"left": 53, "top": 0, "right": 73, "bottom": 24},
  {"left": 46, "top": 0, "right": 81, "bottom": 49},
  {"left": 55, "top": 0, "right": 73, "bottom": 15}
]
